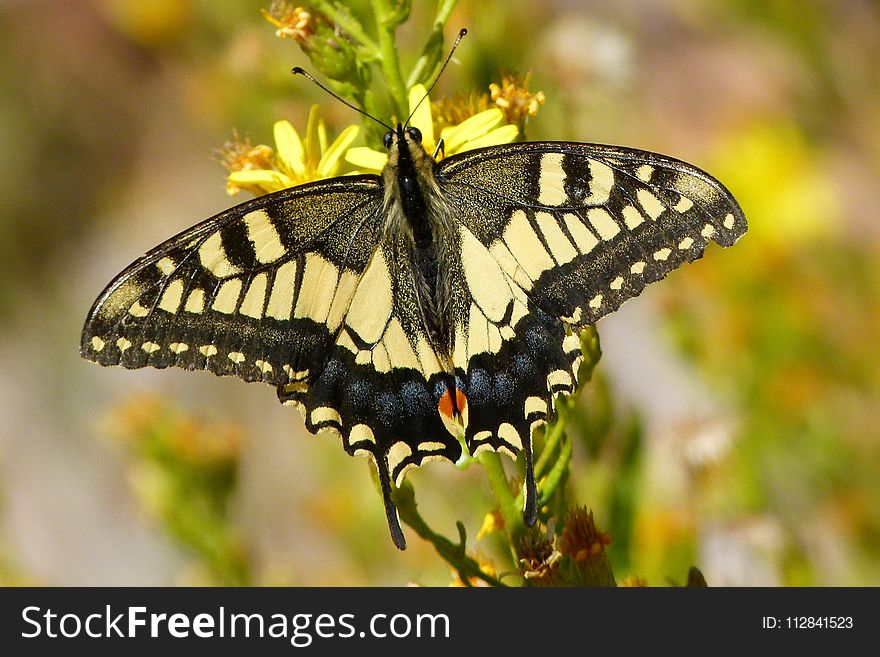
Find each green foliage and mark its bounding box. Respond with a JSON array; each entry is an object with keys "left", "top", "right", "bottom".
[{"left": 107, "top": 397, "right": 251, "bottom": 585}]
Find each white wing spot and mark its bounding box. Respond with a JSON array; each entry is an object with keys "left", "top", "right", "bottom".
[
  {"left": 535, "top": 212, "right": 578, "bottom": 264},
  {"left": 562, "top": 333, "right": 581, "bottom": 353},
  {"left": 561, "top": 307, "right": 583, "bottom": 324},
  {"left": 563, "top": 213, "right": 599, "bottom": 255},
  {"left": 116, "top": 338, "right": 132, "bottom": 352},
  {"left": 610, "top": 276, "right": 624, "bottom": 290},
  {"left": 128, "top": 301, "right": 150, "bottom": 317},
  {"left": 239, "top": 273, "right": 268, "bottom": 319},
  {"left": 637, "top": 189, "right": 665, "bottom": 221},
  {"left": 547, "top": 369, "right": 573, "bottom": 390},
  {"left": 538, "top": 152, "right": 567, "bottom": 206},
  {"left": 90, "top": 336, "right": 105, "bottom": 352},
  {"left": 502, "top": 210, "right": 554, "bottom": 280},
  {"left": 282, "top": 365, "right": 309, "bottom": 380},
  {"left": 460, "top": 225, "right": 516, "bottom": 322},
  {"left": 587, "top": 208, "right": 621, "bottom": 241},
  {"left": 388, "top": 442, "right": 414, "bottom": 482},
  {"left": 295, "top": 253, "right": 342, "bottom": 326},
  {"left": 636, "top": 164, "right": 654, "bottom": 182},
  {"left": 675, "top": 196, "right": 694, "bottom": 213},
  {"left": 199, "top": 345, "right": 218, "bottom": 357},
  {"left": 141, "top": 342, "right": 161, "bottom": 353},
  {"left": 255, "top": 359, "right": 273, "bottom": 373},
  {"left": 589, "top": 294, "right": 603, "bottom": 308},
  {"left": 653, "top": 248, "right": 672, "bottom": 261},
  {"left": 630, "top": 261, "right": 646, "bottom": 274},
  {"left": 525, "top": 396, "right": 548, "bottom": 417},
  {"left": 184, "top": 288, "right": 205, "bottom": 314},
  {"left": 243, "top": 210, "right": 286, "bottom": 264},
  {"left": 228, "top": 352, "right": 246, "bottom": 364},
  {"left": 266, "top": 260, "right": 297, "bottom": 321},
  {"left": 212, "top": 279, "right": 242, "bottom": 314},
  {"left": 156, "top": 257, "right": 176, "bottom": 275},
  {"left": 158, "top": 279, "right": 184, "bottom": 313},
  {"left": 497, "top": 423, "right": 524, "bottom": 450},
  {"left": 350, "top": 424, "right": 376, "bottom": 445},
  {"left": 199, "top": 231, "right": 241, "bottom": 278},
  {"left": 622, "top": 204, "right": 644, "bottom": 230},
  {"left": 701, "top": 224, "right": 716, "bottom": 238},
  {"left": 585, "top": 159, "right": 614, "bottom": 205},
  {"left": 678, "top": 237, "right": 695, "bottom": 250},
  {"left": 418, "top": 441, "right": 447, "bottom": 452},
  {"left": 169, "top": 342, "right": 189, "bottom": 354},
  {"left": 311, "top": 406, "right": 341, "bottom": 426},
  {"left": 723, "top": 213, "right": 736, "bottom": 229}
]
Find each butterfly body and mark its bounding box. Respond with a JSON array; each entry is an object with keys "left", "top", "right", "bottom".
[{"left": 82, "top": 128, "right": 746, "bottom": 549}]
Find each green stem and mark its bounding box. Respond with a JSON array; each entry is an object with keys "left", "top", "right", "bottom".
[
  {"left": 477, "top": 451, "right": 524, "bottom": 543},
  {"left": 537, "top": 429, "right": 572, "bottom": 505},
  {"left": 434, "top": 0, "right": 458, "bottom": 29},
  {"left": 394, "top": 481, "right": 505, "bottom": 586},
  {"left": 533, "top": 407, "right": 567, "bottom": 480},
  {"left": 371, "top": 0, "right": 409, "bottom": 120},
  {"left": 310, "top": 0, "right": 379, "bottom": 53},
  {"left": 405, "top": 0, "right": 459, "bottom": 87}
]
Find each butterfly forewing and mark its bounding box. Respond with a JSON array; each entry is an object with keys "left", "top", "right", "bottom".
[
  {"left": 81, "top": 176, "right": 384, "bottom": 386},
  {"left": 439, "top": 141, "right": 746, "bottom": 329}
]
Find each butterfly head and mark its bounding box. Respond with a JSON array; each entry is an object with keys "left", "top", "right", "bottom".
[
  {"left": 383, "top": 124, "right": 423, "bottom": 150},
  {"left": 382, "top": 123, "right": 435, "bottom": 181}
]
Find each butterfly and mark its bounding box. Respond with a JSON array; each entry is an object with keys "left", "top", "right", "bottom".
[{"left": 81, "top": 112, "right": 746, "bottom": 550}]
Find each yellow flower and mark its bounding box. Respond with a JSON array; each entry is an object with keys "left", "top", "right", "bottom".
[
  {"left": 344, "top": 84, "right": 520, "bottom": 173},
  {"left": 221, "top": 105, "right": 360, "bottom": 196}
]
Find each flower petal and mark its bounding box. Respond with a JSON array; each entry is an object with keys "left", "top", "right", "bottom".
[
  {"left": 305, "top": 105, "right": 322, "bottom": 168},
  {"left": 317, "top": 120, "right": 328, "bottom": 156},
  {"left": 441, "top": 108, "right": 504, "bottom": 153},
  {"left": 317, "top": 124, "right": 361, "bottom": 178},
  {"left": 455, "top": 124, "right": 519, "bottom": 152},
  {"left": 344, "top": 146, "right": 388, "bottom": 173},
  {"left": 273, "top": 120, "right": 305, "bottom": 178},
  {"left": 228, "top": 168, "right": 295, "bottom": 193},
  {"left": 407, "top": 84, "right": 435, "bottom": 149}
]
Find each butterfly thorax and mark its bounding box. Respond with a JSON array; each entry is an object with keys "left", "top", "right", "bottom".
[{"left": 381, "top": 125, "right": 458, "bottom": 356}]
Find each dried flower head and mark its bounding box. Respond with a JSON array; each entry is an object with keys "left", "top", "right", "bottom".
[
  {"left": 558, "top": 507, "right": 612, "bottom": 562},
  {"left": 489, "top": 73, "right": 546, "bottom": 125},
  {"left": 262, "top": 1, "right": 313, "bottom": 43},
  {"left": 217, "top": 131, "right": 277, "bottom": 196},
  {"left": 518, "top": 527, "right": 562, "bottom": 585}
]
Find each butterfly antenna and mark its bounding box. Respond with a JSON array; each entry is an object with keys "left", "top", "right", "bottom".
[
  {"left": 292, "top": 66, "right": 393, "bottom": 131},
  {"left": 404, "top": 27, "right": 468, "bottom": 127}
]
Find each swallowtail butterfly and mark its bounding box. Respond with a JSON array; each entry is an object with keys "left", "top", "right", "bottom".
[{"left": 81, "top": 75, "right": 746, "bottom": 550}]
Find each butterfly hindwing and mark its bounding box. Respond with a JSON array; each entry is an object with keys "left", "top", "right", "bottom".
[{"left": 278, "top": 230, "right": 464, "bottom": 548}]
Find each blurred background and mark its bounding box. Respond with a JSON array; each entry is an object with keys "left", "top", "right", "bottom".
[{"left": 1, "top": 0, "right": 878, "bottom": 586}]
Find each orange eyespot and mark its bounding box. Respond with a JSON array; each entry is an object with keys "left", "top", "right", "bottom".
[{"left": 438, "top": 387, "right": 467, "bottom": 419}]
